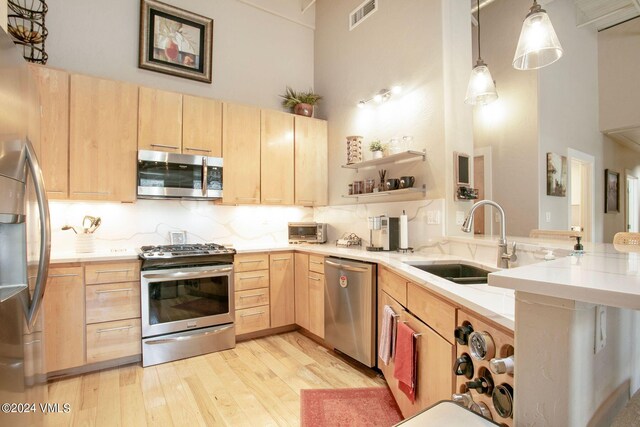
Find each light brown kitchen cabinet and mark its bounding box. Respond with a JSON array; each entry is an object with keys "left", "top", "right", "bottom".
[
  {"left": 294, "top": 116, "right": 328, "bottom": 206},
  {"left": 86, "top": 318, "right": 141, "bottom": 364},
  {"left": 294, "top": 253, "right": 310, "bottom": 330},
  {"left": 261, "top": 110, "right": 294, "bottom": 205},
  {"left": 69, "top": 74, "right": 138, "bottom": 202},
  {"left": 182, "top": 95, "right": 222, "bottom": 157},
  {"left": 138, "top": 86, "right": 183, "bottom": 153},
  {"left": 233, "top": 253, "right": 270, "bottom": 335},
  {"left": 308, "top": 270, "right": 325, "bottom": 338},
  {"left": 269, "top": 252, "right": 295, "bottom": 327},
  {"left": 28, "top": 65, "right": 69, "bottom": 199},
  {"left": 43, "top": 266, "right": 85, "bottom": 372},
  {"left": 222, "top": 103, "right": 261, "bottom": 204}
]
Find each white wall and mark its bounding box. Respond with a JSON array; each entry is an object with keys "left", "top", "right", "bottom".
[
  {"left": 537, "top": 0, "right": 604, "bottom": 242},
  {"left": 45, "top": 0, "right": 315, "bottom": 110}
]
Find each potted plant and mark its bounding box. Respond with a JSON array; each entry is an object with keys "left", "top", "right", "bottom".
[
  {"left": 280, "top": 87, "right": 322, "bottom": 117},
  {"left": 369, "top": 140, "right": 385, "bottom": 159}
]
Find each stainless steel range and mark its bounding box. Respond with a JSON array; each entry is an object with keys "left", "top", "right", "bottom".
[{"left": 138, "top": 243, "right": 236, "bottom": 367}]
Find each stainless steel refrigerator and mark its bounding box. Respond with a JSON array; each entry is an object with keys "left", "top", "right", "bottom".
[{"left": 0, "top": 27, "right": 51, "bottom": 427}]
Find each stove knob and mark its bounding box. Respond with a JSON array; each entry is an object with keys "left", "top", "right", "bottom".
[{"left": 157, "top": 252, "right": 164, "bottom": 256}]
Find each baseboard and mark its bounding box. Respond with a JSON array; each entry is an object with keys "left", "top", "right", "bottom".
[
  {"left": 47, "top": 355, "right": 141, "bottom": 381},
  {"left": 236, "top": 324, "right": 298, "bottom": 342},
  {"left": 588, "top": 379, "right": 631, "bottom": 427}
]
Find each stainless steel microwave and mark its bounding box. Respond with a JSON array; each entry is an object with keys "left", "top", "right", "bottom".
[
  {"left": 137, "top": 150, "right": 223, "bottom": 200},
  {"left": 288, "top": 222, "right": 327, "bottom": 244}
]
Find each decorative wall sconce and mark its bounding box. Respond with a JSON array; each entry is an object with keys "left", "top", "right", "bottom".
[{"left": 358, "top": 85, "right": 402, "bottom": 108}]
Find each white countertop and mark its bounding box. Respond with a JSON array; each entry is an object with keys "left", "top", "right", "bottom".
[
  {"left": 50, "top": 243, "right": 516, "bottom": 330},
  {"left": 489, "top": 244, "right": 640, "bottom": 310}
]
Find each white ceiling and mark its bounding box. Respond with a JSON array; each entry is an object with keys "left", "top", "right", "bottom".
[{"left": 574, "top": 0, "right": 640, "bottom": 30}]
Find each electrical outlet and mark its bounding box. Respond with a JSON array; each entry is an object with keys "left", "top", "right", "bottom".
[
  {"left": 546, "top": 212, "right": 551, "bottom": 222},
  {"left": 427, "top": 211, "right": 441, "bottom": 225},
  {"left": 595, "top": 305, "right": 607, "bottom": 354},
  {"left": 456, "top": 211, "right": 465, "bottom": 226}
]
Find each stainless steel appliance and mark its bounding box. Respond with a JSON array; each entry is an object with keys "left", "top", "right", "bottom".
[
  {"left": 368, "top": 215, "right": 400, "bottom": 251},
  {"left": 138, "top": 243, "right": 236, "bottom": 366},
  {"left": 137, "top": 150, "right": 223, "bottom": 200},
  {"left": 0, "top": 27, "right": 50, "bottom": 427},
  {"left": 324, "top": 257, "right": 376, "bottom": 367},
  {"left": 288, "top": 222, "right": 327, "bottom": 244}
]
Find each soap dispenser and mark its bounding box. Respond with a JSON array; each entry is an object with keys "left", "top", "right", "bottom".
[{"left": 573, "top": 236, "right": 584, "bottom": 254}]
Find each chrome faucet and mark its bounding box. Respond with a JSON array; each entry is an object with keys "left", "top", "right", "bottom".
[{"left": 461, "top": 200, "right": 517, "bottom": 268}]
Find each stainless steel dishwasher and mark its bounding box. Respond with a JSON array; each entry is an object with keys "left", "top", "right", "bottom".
[{"left": 324, "top": 257, "right": 376, "bottom": 367}]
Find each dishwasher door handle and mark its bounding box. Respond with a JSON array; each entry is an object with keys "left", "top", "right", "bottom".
[{"left": 325, "top": 259, "right": 369, "bottom": 273}]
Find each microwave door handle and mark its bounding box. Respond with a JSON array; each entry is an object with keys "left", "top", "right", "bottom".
[
  {"left": 202, "top": 156, "right": 207, "bottom": 197},
  {"left": 24, "top": 139, "right": 51, "bottom": 329}
]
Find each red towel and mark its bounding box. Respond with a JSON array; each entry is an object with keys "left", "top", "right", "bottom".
[{"left": 393, "top": 322, "right": 417, "bottom": 403}]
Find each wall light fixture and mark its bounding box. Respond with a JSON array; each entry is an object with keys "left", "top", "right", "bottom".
[{"left": 358, "top": 85, "right": 402, "bottom": 108}]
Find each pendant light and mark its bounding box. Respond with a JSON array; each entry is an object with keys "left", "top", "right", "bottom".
[
  {"left": 513, "top": 0, "right": 563, "bottom": 70},
  {"left": 465, "top": 0, "right": 498, "bottom": 106}
]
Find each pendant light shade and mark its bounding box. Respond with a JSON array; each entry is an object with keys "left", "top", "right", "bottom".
[
  {"left": 513, "top": 1, "right": 563, "bottom": 70},
  {"left": 465, "top": 0, "right": 498, "bottom": 106},
  {"left": 465, "top": 59, "right": 498, "bottom": 106}
]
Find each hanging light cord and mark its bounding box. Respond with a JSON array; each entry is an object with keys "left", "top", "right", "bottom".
[{"left": 476, "top": 0, "right": 482, "bottom": 62}]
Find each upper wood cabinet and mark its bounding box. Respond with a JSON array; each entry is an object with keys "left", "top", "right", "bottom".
[
  {"left": 261, "top": 110, "right": 294, "bottom": 205},
  {"left": 28, "top": 65, "right": 69, "bottom": 199},
  {"left": 182, "top": 95, "right": 222, "bottom": 157},
  {"left": 69, "top": 74, "right": 138, "bottom": 202},
  {"left": 222, "top": 103, "right": 261, "bottom": 204},
  {"left": 294, "top": 116, "right": 328, "bottom": 206},
  {"left": 138, "top": 87, "right": 183, "bottom": 153}
]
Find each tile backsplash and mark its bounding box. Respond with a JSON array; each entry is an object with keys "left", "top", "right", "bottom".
[{"left": 49, "top": 200, "right": 313, "bottom": 253}]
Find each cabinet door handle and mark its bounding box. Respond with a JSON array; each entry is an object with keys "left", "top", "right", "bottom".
[
  {"left": 298, "top": 199, "right": 315, "bottom": 203},
  {"left": 308, "top": 276, "right": 321, "bottom": 281},
  {"left": 72, "top": 191, "right": 110, "bottom": 195},
  {"left": 49, "top": 273, "right": 79, "bottom": 278},
  {"left": 239, "top": 260, "right": 263, "bottom": 264},
  {"left": 96, "top": 325, "right": 134, "bottom": 334},
  {"left": 95, "top": 288, "right": 132, "bottom": 294},
  {"left": 239, "top": 293, "right": 265, "bottom": 299},
  {"left": 235, "top": 197, "right": 258, "bottom": 201},
  {"left": 184, "top": 147, "right": 212, "bottom": 153},
  {"left": 264, "top": 198, "right": 282, "bottom": 202},
  {"left": 271, "top": 257, "right": 290, "bottom": 261},
  {"left": 310, "top": 260, "right": 323, "bottom": 265},
  {"left": 241, "top": 311, "right": 265, "bottom": 318},
  {"left": 239, "top": 275, "right": 265, "bottom": 280},
  {"left": 94, "top": 269, "right": 132, "bottom": 274},
  {"left": 150, "top": 144, "right": 179, "bottom": 150}
]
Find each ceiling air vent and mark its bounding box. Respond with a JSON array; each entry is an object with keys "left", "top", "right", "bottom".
[{"left": 349, "top": 0, "right": 378, "bottom": 31}]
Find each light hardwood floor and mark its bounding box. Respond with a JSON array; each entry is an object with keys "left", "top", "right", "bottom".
[{"left": 45, "top": 332, "right": 386, "bottom": 427}]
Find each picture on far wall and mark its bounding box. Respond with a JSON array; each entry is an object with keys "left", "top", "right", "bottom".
[
  {"left": 546, "top": 152, "right": 567, "bottom": 197},
  {"left": 139, "top": 0, "right": 213, "bottom": 83},
  {"left": 605, "top": 169, "right": 620, "bottom": 213}
]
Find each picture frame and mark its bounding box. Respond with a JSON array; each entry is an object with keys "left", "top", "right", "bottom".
[
  {"left": 139, "top": 0, "right": 213, "bottom": 83},
  {"left": 605, "top": 169, "right": 619, "bottom": 213},
  {"left": 546, "top": 152, "right": 567, "bottom": 197}
]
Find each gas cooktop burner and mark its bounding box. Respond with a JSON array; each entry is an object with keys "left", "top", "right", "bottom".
[{"left": 138, "top": 243, "right": 235, "bottom": 260}]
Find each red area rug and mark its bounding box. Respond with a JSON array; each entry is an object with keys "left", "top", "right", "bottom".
[{"left": 301, "top": 387, "right": 403, "bottom": 427}]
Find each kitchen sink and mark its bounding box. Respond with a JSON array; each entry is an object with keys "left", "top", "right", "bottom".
[{"left": 403, "top": 262, "right": 492, "bottom": 285}]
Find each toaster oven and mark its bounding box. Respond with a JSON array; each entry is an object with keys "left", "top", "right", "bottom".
[{"left": 288, "top": 222, "right": 327, "bottom": 244}]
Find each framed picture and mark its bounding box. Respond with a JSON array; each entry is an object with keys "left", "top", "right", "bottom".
[
  {"left": 546, "top": 152, "right": 567, "bottom": 197},
  {"left": 605, "top": 169, "right": 619, "bottom": 213},
  {"left": 139, "top": 0, "right": 213, "bottom": 83}
]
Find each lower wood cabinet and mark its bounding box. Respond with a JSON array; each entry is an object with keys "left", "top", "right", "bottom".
[
  {"left": 294, "top": 253, "right": 310, "bottom": 330},
  {"left": 44, "top": 266, "right": 85, "bottom": 372},
  {"left": 293, "top": 253, "right": 325, "bottom": 339},
  {"left": 236, "top": 306, "right": 270, "bottom": 335},
  {"left": 308, "top": 270, "right": 325, "bottom": 339},
  {"left": 233, "top": 253, "right": 270, "bottom": 335},
  {"left": 270, "top": 253, "right": 295, "bottom": 328},
  {"left": 85, "top": 282, "right": 140, "bottom": 324},
  {"left": 86, "top": 318, "right": 141, "bottom": 364}
]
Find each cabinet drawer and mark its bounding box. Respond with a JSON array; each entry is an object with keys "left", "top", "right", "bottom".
[
  {"left": 48, "top": 267, "right": 83, "bottom": 286},
  {"left": 309, "top": 255, "right": 325, "bottom": 274},
  {"left": 234, "top": 269, "right": 269, "bottom": 291},
  {"left": 407, "top": 282, "right": 456, "bottom": 343},
  {"left": 86, "top": 318, "right": 141, "bottom": 364},
  {"left": 236, "top": 305, "right": 270, "bottom": 335},
  {"left": 235, "top": 288, "right": 269, "bottom": 310},
  {"left": 86, "top": 282, "right": 141, "bottom": 324},
  {"left": 234, "top": 253, "right": 269, "bottom": 272},
  {"left": 85, "top": 261, "right": 140, "bottom": 285},
  {"left": 379, "top": 266, "right": 407, "bottom": 306}
]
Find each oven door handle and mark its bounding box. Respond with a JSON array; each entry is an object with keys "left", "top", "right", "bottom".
[
  {"left": 143, "top": 267, "right": 233, "bottom": 280},
  {"left": 144, "top": 325, "right": 234, "bottom": 345}
]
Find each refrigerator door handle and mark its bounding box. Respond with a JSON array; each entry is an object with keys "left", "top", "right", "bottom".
[{"left": 24, "top": 139, "right": 51, "bottom": 329}]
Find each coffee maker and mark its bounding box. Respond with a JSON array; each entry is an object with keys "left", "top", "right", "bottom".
[{"left": 366, "top": 215, "right": 400, "bottom": 251}]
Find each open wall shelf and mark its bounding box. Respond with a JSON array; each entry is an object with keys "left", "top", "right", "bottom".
[
  {"left": 341, "top": 149, "right": 426, "bottom": 171},
  {"left": 341, "top": 185, "right": 426, "bottom": 201}
]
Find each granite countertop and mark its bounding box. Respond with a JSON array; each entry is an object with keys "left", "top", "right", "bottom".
[
  {"left": 51, "top": 243, "right": 515, "bottom": 330},
  {"left": 489, "top": 245, "right": 640, "bottom": 310}
]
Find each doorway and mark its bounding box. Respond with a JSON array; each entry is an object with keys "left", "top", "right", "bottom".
[
  {"left": 568, "top": 149, "right": 595, "bottom": 242},
  {"left": 627, "top": 172, "right": 639, "bottom": 232},
  {"left": 473, "top": 147, "right": 493, "bottom": 236}
]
